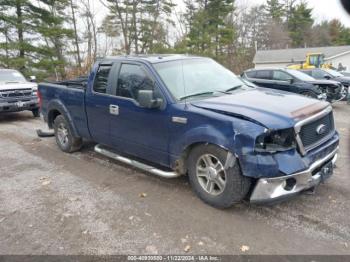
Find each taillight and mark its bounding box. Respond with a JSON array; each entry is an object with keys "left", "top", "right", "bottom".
[{"left": 37, "top": 90, "right": 42, "bottom": 108}]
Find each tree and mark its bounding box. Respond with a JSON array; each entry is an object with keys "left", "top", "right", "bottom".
[
  {"left": 181, "top": 0, "right": 235, "bottom": 59},
  {"left": 0, "top": 0, "right": 73, "bottom": 79},
  {"left": 101, "top": 0, "right": 175, "bottom": 55},
  {"left": 263, "top": 0, "right": 285, "bottom": 23},
  {"left": 69, "top": 0, "right": 82, "bottom": 68},
  {"left": 287, "top": 1, "right": 314, "bottom": 47}
]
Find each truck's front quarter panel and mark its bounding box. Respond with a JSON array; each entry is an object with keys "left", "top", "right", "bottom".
[{"left": 168, "top": 103, "right": 339, "bottom": 203}]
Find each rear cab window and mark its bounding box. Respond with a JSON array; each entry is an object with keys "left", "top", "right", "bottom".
[{"left": 93, "top": 65, "right": 112, "bottom": 94}]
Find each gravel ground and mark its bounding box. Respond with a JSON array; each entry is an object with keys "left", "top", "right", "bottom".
[{"left": 0, "top": 102, "right": 349, "bottom": 255}]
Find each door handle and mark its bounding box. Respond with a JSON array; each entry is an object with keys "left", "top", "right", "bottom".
[{"left": 109, "top": 104, "right": 119, "bottom": 115}]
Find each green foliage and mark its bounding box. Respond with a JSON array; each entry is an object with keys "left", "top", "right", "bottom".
[
  {"left": 179, "top": 0, "right": 235, "bottom": 59},
  {"left": 0, "top": 0, "right": 73, "bottom": 79},
  {"left": 263, "top": 0, "right": 285, "bottom": 22},
  {"left": 103, "top": 0, "right": 175, "bottom": 54},
  {"left": 287, "top": 2, "right": 313, "bottom": 47}
]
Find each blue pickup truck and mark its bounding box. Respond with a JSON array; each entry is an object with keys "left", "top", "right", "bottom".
[{"left": 38, "top": 55, "right": 339, "bottom": 208}]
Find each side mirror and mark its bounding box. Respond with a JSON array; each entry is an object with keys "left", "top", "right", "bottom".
[
  {"left": 138, "top": 90, "right": 163, "bottom": 109},
  {"left": 29, "top": 76, "right": 36, "bottom": 82},
  {"left": 324, "top": 75, "right": 331, "bottom": 80}
]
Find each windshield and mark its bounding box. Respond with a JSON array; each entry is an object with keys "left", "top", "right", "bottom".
[
  {"left": 0, "top": 70, "right": 26, "bottom": 83},
  {"left": 324, "top": 69, "right": 344, "bottom": 77},
  {"left": 153, "top": 58, "right": 248, "bottom": 100},
  {"left": 285, "top": 69, "right": 316, "bottom": 81}
]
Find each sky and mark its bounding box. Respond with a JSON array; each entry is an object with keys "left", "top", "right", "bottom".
[{"left": 236, "top": 0, "right": 350, "bottom": 26}]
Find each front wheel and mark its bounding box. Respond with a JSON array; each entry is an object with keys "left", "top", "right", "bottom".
[
  {"left": 187, "top": 144, "right": 251, "bottom": 209},
  {"left": 53, "top": 115, "right": 82, "bottom": 153}
]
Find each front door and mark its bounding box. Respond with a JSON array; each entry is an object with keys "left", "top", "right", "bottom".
[
  {"left": 272, "top": 70, "right": 295, "bottom": 93},
  {"left": 108, "top": 62, "right": 170, "bottom": 166}
]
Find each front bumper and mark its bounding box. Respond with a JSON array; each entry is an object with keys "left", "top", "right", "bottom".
[
  {"left": 0, "top": 98, "right": 39, "bottom": 113},
  {"left": 250, "top": 146, "right": 338, "bottom": 203}
]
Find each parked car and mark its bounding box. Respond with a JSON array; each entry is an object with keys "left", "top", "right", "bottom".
[
  {"left": 242, "top": 68, "right": 344, "bottom": 102},
  {"left": 38, "top": 55, "right": 339, "bottom": 208},
  {"left": 300, "top": 68, "right": 349, "bottom": 100},
  {"left": 0, "top": 69, "right": 40, "bottom": 117},
  {"left": 339, "top": 71, "right": 350, "bottom": 77}
]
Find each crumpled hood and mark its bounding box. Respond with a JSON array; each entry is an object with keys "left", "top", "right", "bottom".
[
  {"left": 191, "top": 88, "right": 329, "bottom": 129},
  {"left": 335, "top": 76, "right": 350, "bottom": 84},
  {"left": 0, "top": 82, "right": 37, "bottom": 91},
  {"left": 307, "top": 79, "right": 340, "bottom": 86}
]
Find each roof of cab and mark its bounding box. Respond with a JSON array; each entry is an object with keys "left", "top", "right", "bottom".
[{"left": 100, "top": 54, "right": 205, "bottom": 64}]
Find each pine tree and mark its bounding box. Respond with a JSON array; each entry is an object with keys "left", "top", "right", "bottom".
[
  {"left": 182, "top": 0, "right": 235, "bottom": 58},
  {"left": 103, "top": 0, "right": 175, "bottom": 54},
  {"left": 0, "top": 0, "right": 73, "bottom": 79},
  {"left": 263, "top": 0, "right": 285, "bottom": 22},
  {"left": 287, "top": 2, "right": 313, "bottom": 47}
]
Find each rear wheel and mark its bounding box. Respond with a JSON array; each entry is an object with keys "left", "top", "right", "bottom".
[
  {"left": 53, "top": 115, "right": 82, "bottom": 153},
  {"left": 187, "top": 144, "right": 251, "bottom": 209},
  {"left": 32, "top": 108, "right": 40, "bottom": 117}
]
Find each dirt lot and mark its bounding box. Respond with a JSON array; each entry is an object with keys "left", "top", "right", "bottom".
[{"left": 0, "top": 102, "right": 349, "bottom": 255}]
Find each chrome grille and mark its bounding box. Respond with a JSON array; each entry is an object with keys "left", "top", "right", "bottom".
[
  {"left": 299, "top": 112, "right": 334, "bottom": 148},
  {"left": 0, "top": 89, "right": 32, "bottom": 98},
  {"left": 294, "top": 107, "right": 335, "bottom": 155}
]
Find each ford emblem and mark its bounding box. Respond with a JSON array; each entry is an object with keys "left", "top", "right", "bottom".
[{"left": 316, "top": 124, "right": 327, "bottom": 135}]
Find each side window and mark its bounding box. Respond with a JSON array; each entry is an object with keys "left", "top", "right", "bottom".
[
  {"left": 117, "top": 64, "right": 154, "bottom": 101},
  {"left": 313, "top": 69, "right": 327, "bottom": 79},
  {"left": 302, "top": 70, "right": 312, "bottom": 76},
  {"left": 256, "top": 70, "right": 272, "bottom": 80},
  {"left": 245, "top": 71, "right": 256, "bottom": 78},
  {"left": 93, "top": 65, "right": 112, "bottom": 94},
  {"left": 273, "top": 70, "right": 292, "bottom": 81}
]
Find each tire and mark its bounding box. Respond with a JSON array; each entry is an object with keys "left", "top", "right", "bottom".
[
  {"left": 187, "top": 144, "right": 251, "bottom": 209},
  {"left": 300, "top": 91, "right": 317, "bottom": 99},
  {"left": 53, "top": 115, "right": 82, "bottom": 153},
  {"left": 32, "top": 108, "right": 40, "bottom": 117}
]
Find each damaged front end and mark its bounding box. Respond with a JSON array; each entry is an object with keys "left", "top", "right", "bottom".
[
  {"left": 233, "top": 106, "right": 339, "bottom": 203},
  {"left": 315, "top": 82, "right": 346, "bottom": 103}
]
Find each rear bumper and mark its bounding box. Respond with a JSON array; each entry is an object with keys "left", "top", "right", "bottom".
[
  {"left": 0, "top": 98, "right": 39, "bottom": 113},
  {"left": 250, "top": 146, "right": 338, "bottom": 203}
]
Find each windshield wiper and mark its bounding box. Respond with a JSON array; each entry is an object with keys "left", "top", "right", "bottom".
[
  {"left": 179, "top": 91, "right": 215, "bottom": 101},
  {"left": 225, "top": 85, "right": 243, "bottom": 92},
  {"left": 5, "top": 81, "right": 20, "bottom": 84}
]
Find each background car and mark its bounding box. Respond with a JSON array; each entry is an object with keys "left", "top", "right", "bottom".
[
  {"left": 300, "top": 68, "right": 349, "bottom": 100},
  {"left": 242, "top": 68, "right": 344, "bottom": 102},
  {"left": 0, "top": 69, "right": 40, "bottom": 117}
]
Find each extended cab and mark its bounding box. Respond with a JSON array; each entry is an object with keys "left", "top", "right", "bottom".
[
  {"left": 38, "top": 55, "right": 339, "bottom": 208},
  {"left": 0, "top": 69, "right": 40, "bottom": 117}
]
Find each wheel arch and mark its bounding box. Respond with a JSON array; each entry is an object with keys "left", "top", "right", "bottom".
[
  {"left": 47, "top": 99, "right": 80, "bottom": 138},
  {"left": 174, "top": 141, "right": 233, "bottom": 175}
]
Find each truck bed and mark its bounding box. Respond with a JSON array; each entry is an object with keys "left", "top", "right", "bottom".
[{"left": 38, "top": 80, "right": 90, "bottom": 139}]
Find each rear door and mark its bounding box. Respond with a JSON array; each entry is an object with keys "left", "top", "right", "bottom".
[
  {"left": 107, "top": 62, "right": 170, "bottom": 166},
  {"left": 85, "top": 63, "right": 116, "bottom": 145}
]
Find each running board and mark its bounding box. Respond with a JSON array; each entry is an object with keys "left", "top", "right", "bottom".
[{"left": 94, "top": 144, "right": 181, "bottom": 178}]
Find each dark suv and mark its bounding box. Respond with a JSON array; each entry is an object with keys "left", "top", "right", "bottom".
[
  {"left": 300, "top": 68, "right": 349, "bottom": 100},
  {"left": 242, "top": 68, "right": 344, "bottom": 102}
]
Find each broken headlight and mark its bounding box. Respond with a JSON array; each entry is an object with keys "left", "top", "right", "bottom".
[{"left": 255, "top": 128, "right": 296, "bottom": 153}]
